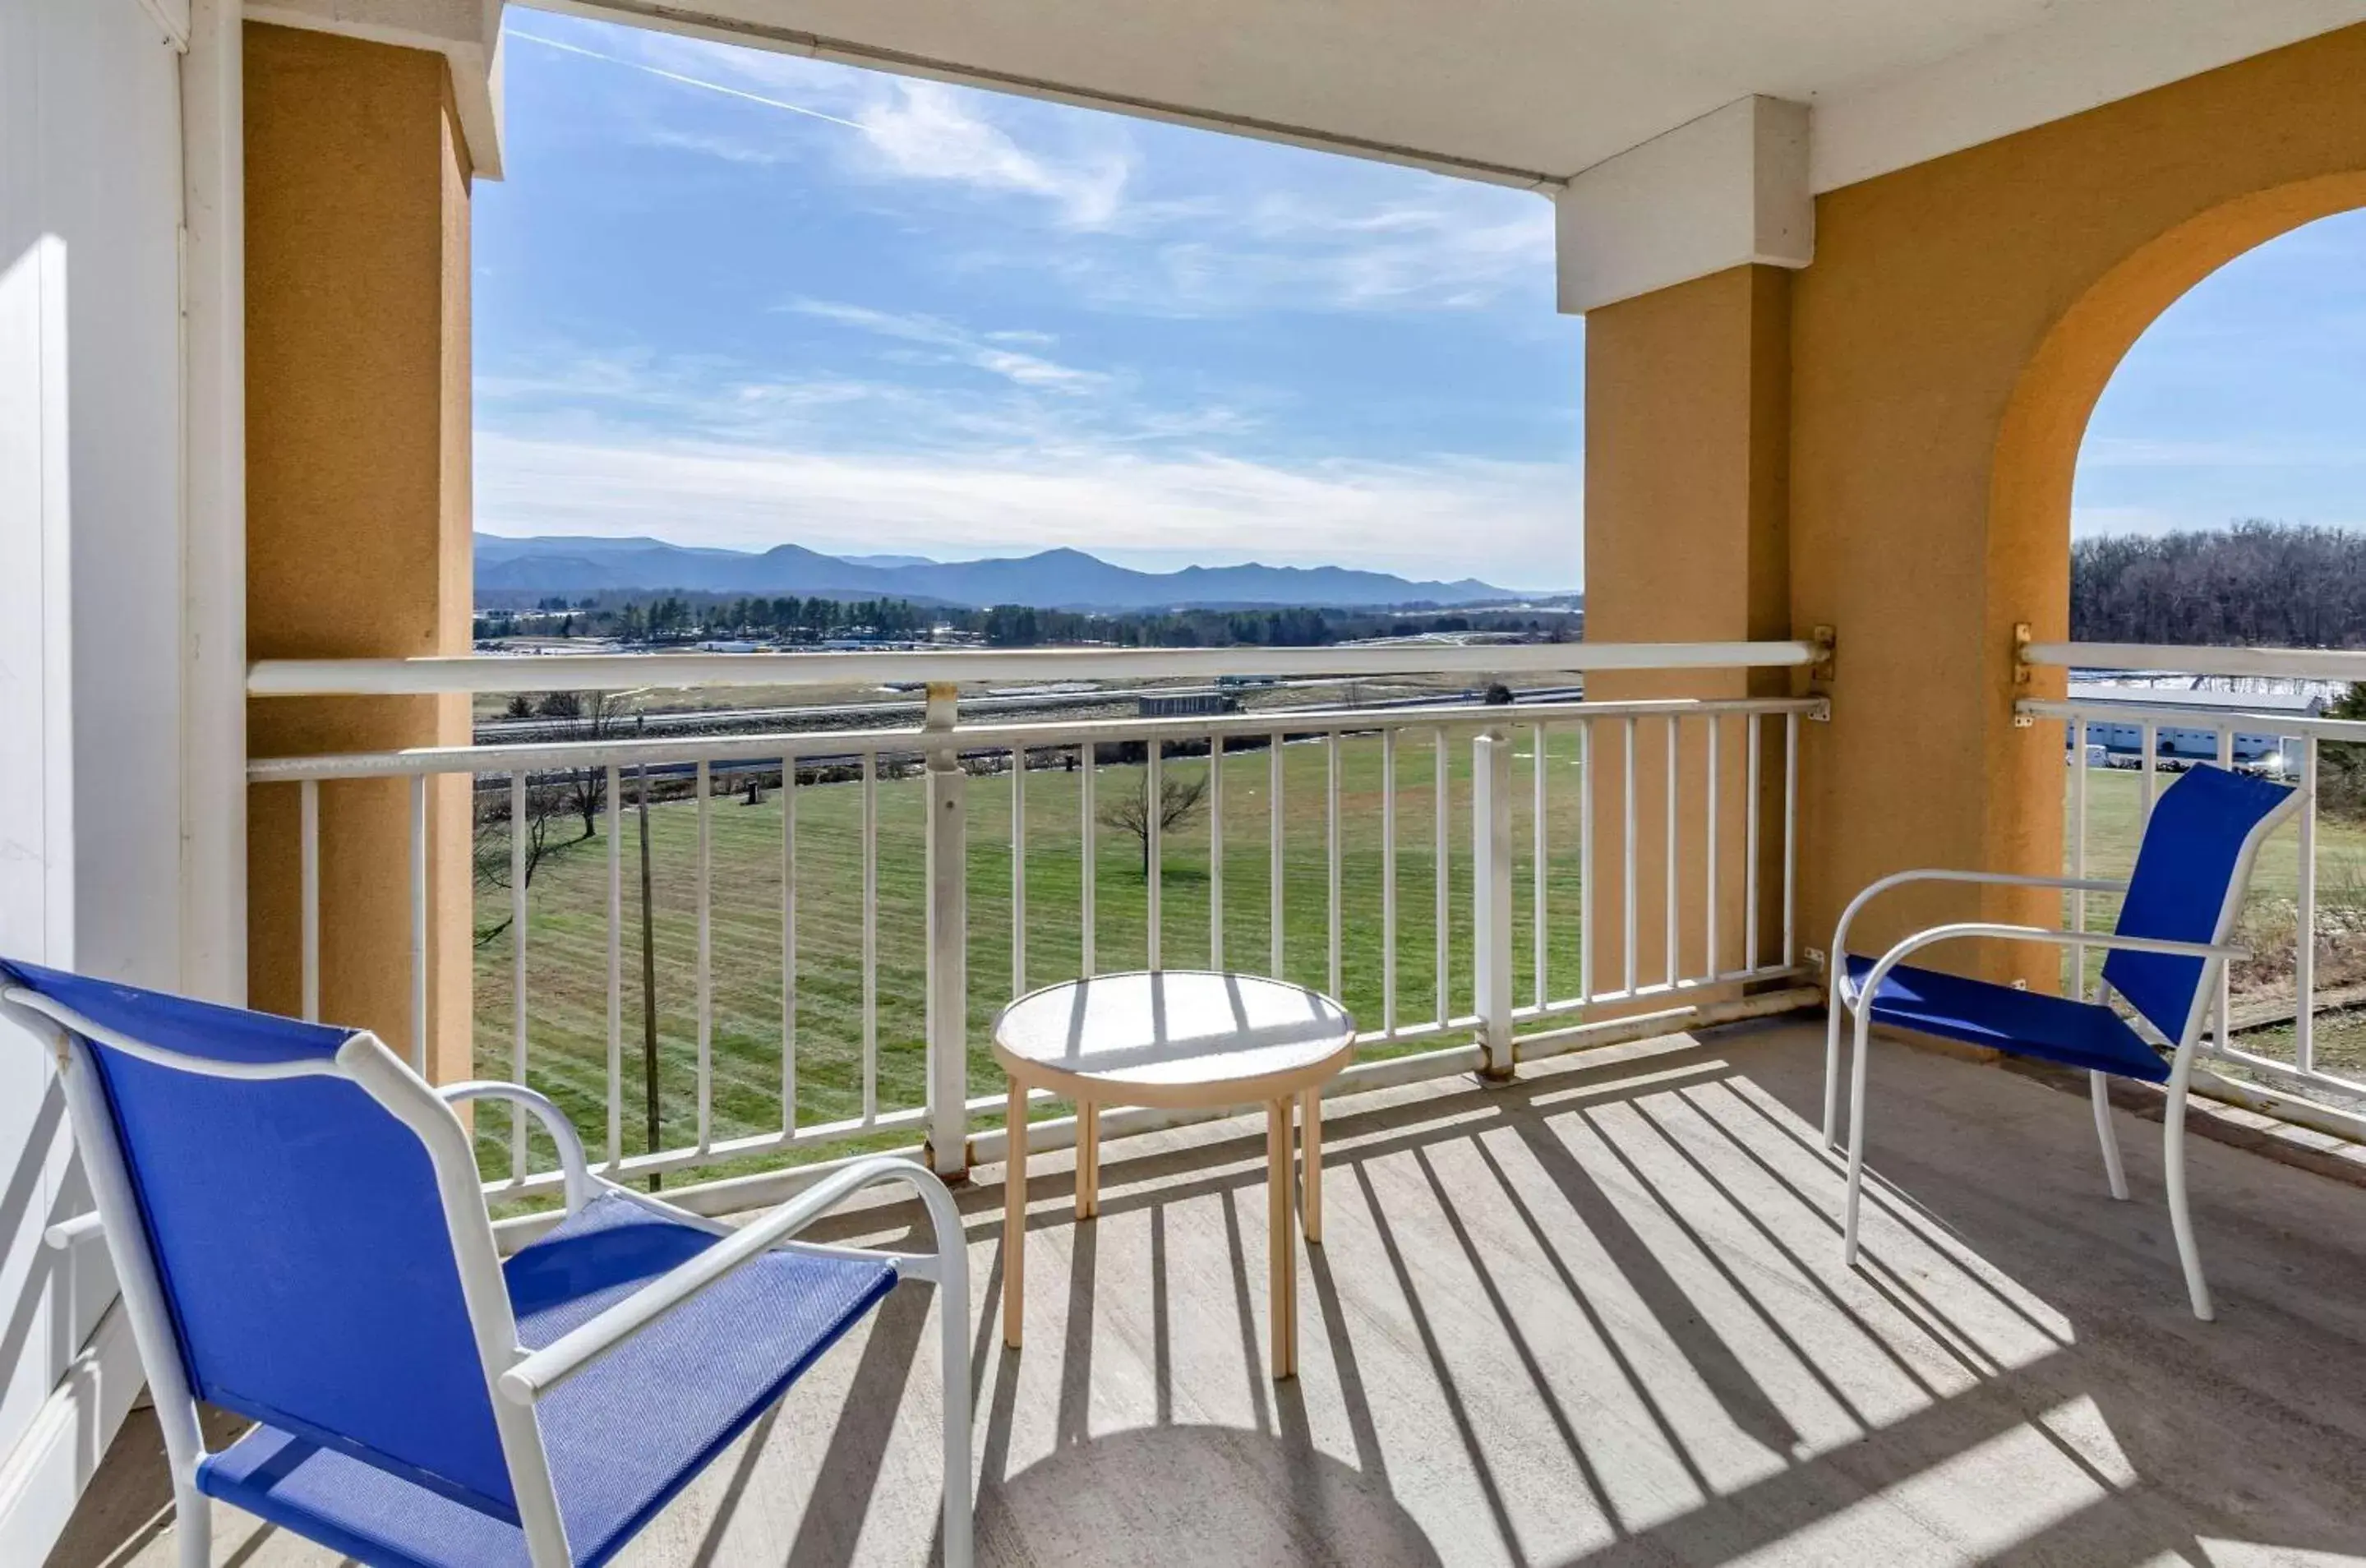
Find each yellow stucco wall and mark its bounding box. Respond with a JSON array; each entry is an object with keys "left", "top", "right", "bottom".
[
  {"left": 1591, "top": 22, "right": 2366, "bottom": 985},
  {"left": 243, "top": 23, "right": 474, "bottom": 1079},
  {"left": 1584, "top": 265, "right": 1794, "bottom": 994}
]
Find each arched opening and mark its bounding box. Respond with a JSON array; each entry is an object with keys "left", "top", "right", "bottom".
[{"left": 2042, "top": 201, "right": 2366, "bottom": 1085}]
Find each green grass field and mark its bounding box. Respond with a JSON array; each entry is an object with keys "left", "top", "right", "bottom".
[
  {"left": 472, "top": 730, "right": 1605, "bottom": 1184},
  {"left": 473, "top": 748, "right": 2366, "bottom": 1188}
]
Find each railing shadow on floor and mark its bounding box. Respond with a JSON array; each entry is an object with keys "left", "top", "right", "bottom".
[
  {"left": 773, "top": 1018, "right": 2366, "bottom": 1568},
  {"left": 54, "top": 1018, "right": 2366, "bottom": 1567}
]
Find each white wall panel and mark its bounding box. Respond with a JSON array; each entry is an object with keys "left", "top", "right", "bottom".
[{"left": 0, "top": 0, "right": 187, "bottom": 1553}]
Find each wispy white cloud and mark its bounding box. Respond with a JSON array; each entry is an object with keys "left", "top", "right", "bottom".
[
  {"left": 851, "top": 80, "right": 1132, "bottom": 229},
  {"left": 511, "top": 18, "right": 1548, "bottom": 315},
  {"left": 783, "top": 300, "right": 1113, "bottom": 393},
  {"left": 509, "top": 30, "right": 862, "bottom": 130},
  {"left": 2081, "top": 435, "right": 2366, "bottom": 469},
  {"left": 477, "top": 428, "right": 1579, "bottom": 588},
  {"left": 512, "top": 27, "right": 1134, "bottom": 229}
]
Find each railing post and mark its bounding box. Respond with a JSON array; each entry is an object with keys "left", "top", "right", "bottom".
[
  {"left": 923, "top": 681, "right": 970, "bottom": 1178},
  {"left": 1472, "top": 726, "right": 1515, "bottom": 1081}
]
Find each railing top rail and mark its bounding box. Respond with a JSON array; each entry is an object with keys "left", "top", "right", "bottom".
[
  {"left": 2023, "top": 640, "right": 2366, "bottom": 682},
  {"left": 246, "top": 639, "right": 1816, "bottom": 697},
  {"left": 2018, "top": 695, "right": 2366, "bottom": 742},
  {"left": 247, "top": 693, "right": 1827, "bottom": 782}
]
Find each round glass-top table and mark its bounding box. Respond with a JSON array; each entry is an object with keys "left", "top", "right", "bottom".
[{"left": 990, "top": 970, "right": 1356, "bottom": 1380}]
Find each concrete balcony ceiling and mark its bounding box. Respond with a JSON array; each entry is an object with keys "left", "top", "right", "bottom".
[{"left": 557, "top": 0, "right": 2366, "bottom": 191}]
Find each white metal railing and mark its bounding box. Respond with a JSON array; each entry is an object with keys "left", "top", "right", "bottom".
[
  {"left": 2023, "top": 639, "right": 2366, "bottom": 1137},
  {"left": 247, "top": 643, "right": 1823, "bottom": 1205}
]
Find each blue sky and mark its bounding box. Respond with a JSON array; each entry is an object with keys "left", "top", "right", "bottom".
[
  {"left": 476, "top": 12, "right": 2366, "bottom": 588},
  {"left": 2076, "top": 209, "right": 2366, "bottom": 537}
]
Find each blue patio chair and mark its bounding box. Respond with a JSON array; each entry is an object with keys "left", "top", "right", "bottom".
[
  {"left": 0, "top": 962, "right": 972, "bottom": 1568},
  {"left": 1825, "top": 763, "right": 2298, "bottom": 1320}
]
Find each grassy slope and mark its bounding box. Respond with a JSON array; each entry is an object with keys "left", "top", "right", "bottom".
[
  {"left": 473, "top": 729, "right": 1602, "bottom": 1182},
  {"left": 477, "top": 754, "right": 2366, "bottom": 1186}
]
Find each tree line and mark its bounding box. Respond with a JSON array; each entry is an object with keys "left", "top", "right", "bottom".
[
  {"left": 2070, "top": 522, "right": 2366, "bottom": 646},
  {"left": 477, "top": 592, "right": 1577, "bottom": 650}
]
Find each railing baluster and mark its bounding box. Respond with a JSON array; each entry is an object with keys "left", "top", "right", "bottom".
[
  {"left": 1664, "top": 716, "right": 1679, "bottom": 989},
  {"left": 409, "top": 774, "right": 427, "bottom": 1076},
  {"left": 1147, "top": 740, "right": 1164, "bottom": 970},
  {"left": 782, "top": 756, "right": 796, "bottom": 1134},
  {"left": 1271, "top": 733, "right": 1286, "bottom": 980},
  {"left": 1011, "top": 746, "right": 1026, "bottom": 994},
  {"left": 2142, "top": 721, "right": 2158, "bottom": 822},
  {"left": 1079, "top": 743, "right": 1096, "bottom": 975},
  {"left": 2070, "top": 719, "right": 2088, "bottom": 991},
  {"left": 1382, "top": 727, "right": 1398, "bottom": 1035},
  {"left": 1579, "top": 719, "right": 1593, "bottom": 1003},
  {"left": 2298, "top": 736, "right": 2319, "bottom": 1075},
  {"left": 2216, "top": 726, "right": 2233, "bottom": 1060},
  {"left": 862, "top": 750, "right": 878, "bottom": 1123},
  {"left": 1744, "top": 715, "right": 1762, "bottom": 975},
  {"left": 298, "top": 779, "right": 320, "bottom": 1022},
  {"left": 1473, "top": 726, "right": 1514, "bottom": 1074},
  {"left": 1326, "top": 731, "right": 1342, "bottom": 1001},
  {"left": 1622, "top": 715, "right": 1638, "bottom": 998},
  {"left": 1533, "top": 722, "right": 1547, "bottom": 1008},
  {"left": 511, "top": 770, "right": 529, "bottom": 1183},
  {"left": 1783, "top": 710, "right": 1799, "bottom": 971},
  {"left": 1434, "top": 726, "right": 1450, "bottom": 1026},
  {"left": 1210, "top": 735, "right": 1225, "bottom": 968},
  {"left": 1704, "top": 717, "right": 1720, "bottom": 981},
  {"left": 924, "top": 692, "right": 967, "bottom": 1178},
  {"left": 696, "top": 759, "right": 713, "bottom": 1153},
  {"left": 606, "top": 764, "right": 621, "bottom": 1168}
]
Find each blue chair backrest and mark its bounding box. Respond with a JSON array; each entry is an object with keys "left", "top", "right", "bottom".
[
  {"left": 2104, "top": 764, "right": 2296, "bottom": 1044},
  {"left": 0, "top": 962, "right": 519, "bottom": 1522}
]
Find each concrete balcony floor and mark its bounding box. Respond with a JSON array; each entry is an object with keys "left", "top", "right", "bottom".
[{"left": 57, "top": 1019, "right": 2366, "bottom": 1567}]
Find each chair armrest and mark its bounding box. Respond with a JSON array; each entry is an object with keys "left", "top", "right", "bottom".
[
  {"left": 1831, "top": 869, "right": 2128, "bottom": 971},
  {"left": 439, "top": 1081, "right": 593, "bottom": 1214},
  {"left": 494, "top": 1155, "right": 962, "bottom": 1408},
  {"left": 1846, "top": 922, "right": 2247, "bottom": 1014}
]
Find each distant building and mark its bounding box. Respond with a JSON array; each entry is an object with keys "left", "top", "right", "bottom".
[
  {"left": 2064, "top": 681, "right": 2324, "bottom": 768},
  {"left": 1138, "top": 691, "right": 1240, "bottom": 719}
]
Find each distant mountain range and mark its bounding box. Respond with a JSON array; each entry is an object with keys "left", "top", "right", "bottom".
[{"left": 475, "top": 534, "right": 1538, "bottom": 611}]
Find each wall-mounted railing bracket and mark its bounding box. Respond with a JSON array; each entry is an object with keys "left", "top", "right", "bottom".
[{"left": 1809, "top": 625, "right": 1837, "bottom": 684}]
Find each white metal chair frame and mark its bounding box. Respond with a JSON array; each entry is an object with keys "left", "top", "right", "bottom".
[
  {"left": 2, "top": 986, "right": 975, "bottom": 1568},
  {"left": 1822, "top": 819, "right": 2288, "bottom": 1322}
]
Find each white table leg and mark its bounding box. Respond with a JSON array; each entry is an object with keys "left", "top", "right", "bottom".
[
  {"left": 1077, "top": 1100, "right": 1100, "bottom": 1220},
  {"left": 1004, "top": 1079, "right": 1027, "bottom": 1349},
  {"left": 1300, "top": 1086, "right": 1322, "bottom": 1245},
  {"left": 1267, "top": 1098, "right": 1297, "bottom": 1381}
]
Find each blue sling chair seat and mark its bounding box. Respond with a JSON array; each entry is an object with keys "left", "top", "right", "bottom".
[
  {"left": 1825, "top": 763, "right": 2299, "bottom": 1321},
  {"left": 0, "top": 963, "right": 974, "bottom": 1568}
]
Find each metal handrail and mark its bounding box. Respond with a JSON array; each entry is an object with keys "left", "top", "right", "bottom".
[
  {"left": 247, "top": 639, "right": 1818, "bottom": 697},
  {"left": 247, "top": 692, "right": 1827, "bottom": 782},
  {"left": 2023, "top": 639, "right": 2366, "bottom": 682}
]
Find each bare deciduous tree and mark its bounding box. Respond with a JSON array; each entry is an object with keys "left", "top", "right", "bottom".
[
  {"left": 473, "top": 781, "right": 573, "bottom": 945},
  {"left": 1097, "top": 763, "right": 1211, "bottom": 877},
  {"left": 548, "top": 691, "right": 631, "bottom": 841}
]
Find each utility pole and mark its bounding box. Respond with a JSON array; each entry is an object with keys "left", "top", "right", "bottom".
[{"left": 637, "top": 716, "right": 662, "bottom": 1191}]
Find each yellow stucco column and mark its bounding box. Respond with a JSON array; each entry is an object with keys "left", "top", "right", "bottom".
[
  {"left": 1790, "top": 23, "right": 2366, "bottom": 986},
  {"left": 242, "top": 23, "right": 473, "bottom": 1081},
  {"left": 1583, "top": 265, "right": 1794, "bottom": 998}
]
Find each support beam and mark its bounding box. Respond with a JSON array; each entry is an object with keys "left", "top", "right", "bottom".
[
  {"left": 1557, "top": 97, "right": 1810, "bottom": 315},
  {"left": 243, "top": 22, "right": 476, "bottom": 1084},
  {"left": 244, "top": 0, "right": 504, "bottom": 177}
]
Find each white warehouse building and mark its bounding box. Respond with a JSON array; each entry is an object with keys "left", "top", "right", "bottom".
[{"left": 2064, "top": 680, "right": 2328, "bottom": 768}]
